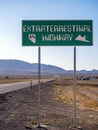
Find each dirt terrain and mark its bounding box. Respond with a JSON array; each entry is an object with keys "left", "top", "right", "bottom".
[{"left": 0, "top": 77, "right": 98, "bottom": 130}]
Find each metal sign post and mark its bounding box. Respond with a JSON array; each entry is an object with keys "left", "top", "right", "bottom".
[
  {"left": 73, "top": 46, "right": 77, "bottom": 128},
  {"left": 38, "top": 46, "right": 41, "bottom": 128}
]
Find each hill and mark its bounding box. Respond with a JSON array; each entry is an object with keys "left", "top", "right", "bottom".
[
  {"left": 0, "top": 59, "right": 98, "bottom": 77},
  {"left": 0, "top": 59, "right": 66, "bottom": 76}
]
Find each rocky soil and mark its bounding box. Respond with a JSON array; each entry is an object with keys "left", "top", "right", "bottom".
[{"left": 0, "top": 80, "right": 98, "bottom": 130}]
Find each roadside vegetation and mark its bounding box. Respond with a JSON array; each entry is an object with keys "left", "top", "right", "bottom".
[
  {"left": 54, "top": 77, "right": 98, "bottom": 111},
  {"left": 0, "top": 77, "right": 33, "bottom": 84},
  {"left": 0, "top": 76, "right": 52, "bottom": 84}
]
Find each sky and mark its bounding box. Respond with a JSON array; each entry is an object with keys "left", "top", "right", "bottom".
[{"left": 0, "top": 0, "right": 98, "bottom": 70}]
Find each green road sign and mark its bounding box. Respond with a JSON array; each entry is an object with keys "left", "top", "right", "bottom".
[{"left": 22, "top": 20, "right": 93, "bottom": 46}]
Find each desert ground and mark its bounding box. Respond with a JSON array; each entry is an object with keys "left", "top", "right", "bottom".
[{"left": 0, "top": 76, "right": 98, "bottom": 130}]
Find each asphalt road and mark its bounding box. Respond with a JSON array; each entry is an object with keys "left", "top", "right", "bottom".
[{"left": 0, "top": 79, "right": 53, "bottom": 94}]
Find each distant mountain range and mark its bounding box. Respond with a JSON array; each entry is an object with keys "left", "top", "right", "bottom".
[
  {"left": 0, "top": 59, "right": 98, "bottom": 77},
  {"left": 0, "top": 59, "right": 66, "bottom": 76}
]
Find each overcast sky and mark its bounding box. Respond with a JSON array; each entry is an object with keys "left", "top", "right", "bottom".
[{"left": 0, "top": 0, "right": 98, "bottom": 70}]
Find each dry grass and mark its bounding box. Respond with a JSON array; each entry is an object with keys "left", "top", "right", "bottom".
[
  {"left": 0, "top": 76, "right": 51, "bottom": 84},
  {"left": 0, "top": 78, "right": 33, "bottom": 84},
  {"left": 54, "top": 85, "right": 73, "bottom": 104},
  {"left": 54, "top": 77, "right": 98, "bottom": 111},
  {"left": 77, "top": 92, "right": 98, "bottom": 110}
]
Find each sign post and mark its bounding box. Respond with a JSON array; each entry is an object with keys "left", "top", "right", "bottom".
[
  {"left": 38, "top": 46, "right": 41, "bottom": 128},
  {"left": 73, "top": 46, "right": 77, "bottom": 128}
]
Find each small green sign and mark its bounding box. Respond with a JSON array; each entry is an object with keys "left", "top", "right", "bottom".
[{"left": 22, "top": 20, "right": 93, "bottom": 46}]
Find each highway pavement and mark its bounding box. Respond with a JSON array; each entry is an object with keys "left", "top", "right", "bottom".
[{"left": 0, "top": 79, "right": 53, "bottom": 94}]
